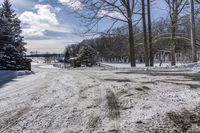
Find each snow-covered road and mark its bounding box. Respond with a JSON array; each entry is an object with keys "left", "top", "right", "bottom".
[{"left": 0, "top": 65, "right": 200, "bottom": 132}]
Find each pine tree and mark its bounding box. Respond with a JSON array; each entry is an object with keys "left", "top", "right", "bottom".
[
  {"left": 0, "top": 14, "right": 17, "bottom": 69},
  {"left": 2, "top": 0, "right": 16, "bottom": 19},
  {"left": 0, "top": 0, "right": 27, "bottom": 70},
  {"left": 78, "top": 45, "right": 98, "bottom": 67},
  {"left": 13, "top": 17, "right": 26, "bottom": 56},
  {"left": 64, "top": 49, "right": 70, "bottom": 63},
  {"left": 2, "top": 0, "right": 26, "bottom": 53}
]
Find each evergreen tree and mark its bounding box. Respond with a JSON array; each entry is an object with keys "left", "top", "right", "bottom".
[
  {"left": 0, "top": 0, "right": 27, "bottom": 70},
  {"left": 1, "top": 0, "right": 16, "bottom": 22},
  {"left": 78, "top": 45, "right": 98, "bottom": 67},
  {"left": 64, "top": 49, "right": 70, "bottom": 63},
  {"left": 2, "top": 0, "right": 26, "bottom": 54},
  {"left": 13, "top": 17, "right": 26, "bottom": 56},
  {"left": 0, "top": 14, "right": 17, "bottom": 69}
]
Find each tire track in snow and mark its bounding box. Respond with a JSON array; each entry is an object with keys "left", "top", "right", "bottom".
[{"left": 0, "top": 69, "right": 80, "bottom": 132}]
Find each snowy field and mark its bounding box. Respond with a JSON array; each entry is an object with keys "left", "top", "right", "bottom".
[
  {"left": 101, "top": 62, "right": 200, "bottom": 73},
  {"left": 100, "top": 61, "right": 200, "bottom": 68},
  {"left": 0, "top": 63, "right": 200, "bottom": 132}
]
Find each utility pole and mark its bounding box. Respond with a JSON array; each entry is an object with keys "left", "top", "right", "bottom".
[{"left": 189, "top": 0, "right": 197, "bottom": 62}]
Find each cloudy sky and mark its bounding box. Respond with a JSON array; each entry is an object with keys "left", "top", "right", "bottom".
[{"left": 0, "top": 0, "right": 166, "bottom": 54}]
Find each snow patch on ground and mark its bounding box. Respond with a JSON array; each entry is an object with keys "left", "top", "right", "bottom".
[
  {"left": 31, "top": 61, "right": 60, "bottom": 70},
  {"left": 38, "top": 64, "right": 60, "bottom": 69}
]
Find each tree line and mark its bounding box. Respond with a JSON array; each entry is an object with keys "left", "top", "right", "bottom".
[{"left": 65, "top": 0, "right": 200, "bottom": 67}]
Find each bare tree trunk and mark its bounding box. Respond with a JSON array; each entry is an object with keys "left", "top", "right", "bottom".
[
  {"left": 147, "top": 0, "right": 153, "bottom": 66},
  {"left": 142, "top": 0, "right": 149, "bottom": 67},
  {"left": 127, "top": 1, "right": 136, "bottom": 67},
  {"left": 170, "top": 4, "right": 178, "bottom": 66},
  {"left": 171, "top": 24, "right": 176, "bottom": 66},
  {"left": 128, "top": 23, "right": 136, "bottom": 67},
  {"left": 127, "top": 20, "right": 136, "bottom": 67},
  {"left": 189, "top": 0, "right": 197, "bottom": 62}
]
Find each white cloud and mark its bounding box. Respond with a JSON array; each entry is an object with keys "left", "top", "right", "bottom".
[
  {"left": 26, "top": 38, "right": 82, "bottom": 53},
  {"left": 26, "top": 39, "right": 68, "bottom": 53},
  {"left": 58, "top": 0, "right": 82, "bottom": 10},
  {"left": 0, "top": 0, "right": 35, "bottom": 8},
  {"left": 58, "top": 0, "right": 125, "bottom": 20},
  {"left": 19, "top": 4, "right": 71, "bottom": 37},
  {"left": 98, "top": 10, "right": 126, "bottom": 21}
]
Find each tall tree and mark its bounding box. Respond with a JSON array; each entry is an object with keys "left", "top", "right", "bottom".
[
  {"left": 141, "top": 0, "right": 149, "bottom": 66},
  {"left": 2, "top": 0, "right": 26, "bottom": 55},
  {"left": 0, "top": 15, "right": 19, "bottom": 69},
  {"left": 147, "top": 0, "right": 153, "bottom": 66},
  {"left": 189, "top": 0, "right": 197, "bottom": 62},
  {"left": 0, "top": 0, "right": 26, "bottom": 69},
  {"left": 164, "top": 0, "right": 187, "bottom": 66},
  {"left": 13, "top": 17, "right": 26, "bottom": 56},
  {"left": 72, "top": 0, "right": 140, "bottom": 67}
]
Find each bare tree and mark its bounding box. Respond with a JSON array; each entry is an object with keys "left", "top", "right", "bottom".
[
  {"left": 71, "top": 0, "right": 140, "bottom": 67},
  {"left": 164, "top": 0, "right": 188, "bottom": 66},
  {"left": 189, "top": 0, "right": 197, "bottom": 62},
  {"left": 141, "top": 0, "right": 149, "bottom": 66},
  {"left": 147, "top": 0, "right": 153, "bottom": 66}
]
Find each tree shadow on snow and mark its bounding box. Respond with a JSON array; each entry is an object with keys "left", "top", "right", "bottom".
[{"left": 0, "top": 71, "right": 33, "bottom": 88}]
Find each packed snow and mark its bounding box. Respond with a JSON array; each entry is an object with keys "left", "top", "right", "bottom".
[{"left": 0, "top": 62, "right": 200, "bottom": 132}]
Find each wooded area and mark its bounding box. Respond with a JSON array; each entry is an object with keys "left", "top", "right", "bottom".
[{"left": 65, "top": 0, "right": 200, "bottom": 67}]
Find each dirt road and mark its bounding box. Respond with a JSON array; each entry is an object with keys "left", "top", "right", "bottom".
[{"left": 0, "top": 65, "right": 200, "bottom": 132}]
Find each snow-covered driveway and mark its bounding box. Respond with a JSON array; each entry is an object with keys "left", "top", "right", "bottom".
[{"left": 0, "top": 65, "right": 200, "bottom": 132}]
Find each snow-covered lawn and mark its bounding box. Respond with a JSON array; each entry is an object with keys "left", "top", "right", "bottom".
[
  {"left": 101, "top": 61, "right": 200, "bottom": 73},
  {"left": 31, "top": 62, "right": 60, "bottom": 70},
  {"left": 100, "top": 62, "right": 171, "bottom": 68},
  {"left": 0, "top": 63, "right": 200, "bottom": 132}
]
